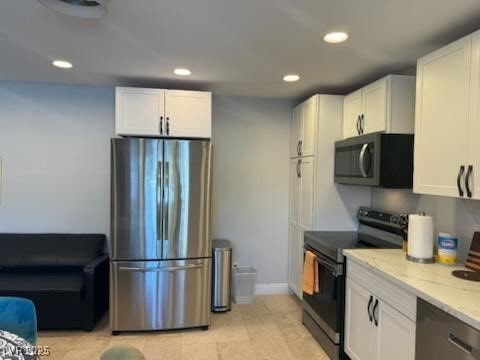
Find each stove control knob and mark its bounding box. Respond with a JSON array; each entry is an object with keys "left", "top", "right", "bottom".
[
  {"left": 359, "top": 209, "right": 369, "bottom": 217},
  {"left": 391, "top": 216, "right": 398, "bottom": 224}
]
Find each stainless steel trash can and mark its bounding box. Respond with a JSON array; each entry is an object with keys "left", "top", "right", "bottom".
[{"left": 212, "top": 239, "right": 232, "bottom": 312}]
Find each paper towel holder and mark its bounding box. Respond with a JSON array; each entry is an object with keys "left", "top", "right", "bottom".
[
  {"left": 406, "top": 254, "right": 435, "bottom": 264},
  {"left": 406, "top": 211, "right": 435, "bottom": 264}
]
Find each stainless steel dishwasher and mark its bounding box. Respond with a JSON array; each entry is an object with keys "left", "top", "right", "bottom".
[{"left": 416, "top": 298, "right": 480, "bottom": 359}]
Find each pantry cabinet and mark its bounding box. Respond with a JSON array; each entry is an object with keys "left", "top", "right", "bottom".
[
  {"left": 414, "top": 32, "right": 480, "bottom": 199},
  {"left": 288, "top": 223, "right": 305, "bottom": 298},
  {"left": 287, "top": 95, "right": 370, "bottom": 298},
  {"left": 115, "top": 87, "right": 212, "bottom": 138},
  {"left": 290, "top": 96, "right": 316, "bottom": 158},
  {"left": 345, "top": 261, "right": 416, "bottom": 360},
  {"left": 342, "top": 75, "right": 415, "bottom": 139}
]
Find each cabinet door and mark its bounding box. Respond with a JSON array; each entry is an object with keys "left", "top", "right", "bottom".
[
  {"left": 343, "top": 90, "right": 362, "bottom": 139},
  {"left": 288, "top": 223, "right": 298, "bottom": 296},
  {"left": 289, "top": 159, "right": 301, "bottom": 224},
  {"left": 302, "top": 96, "right": 317, "bottom": 156},
  {"left": 164, "top": 91, "right": 211, "bottom": 138},
  {"left": 299, "top": 157, "right": 314, "bottom": 229},
  {"left": 291, "top": 104, "right": 303, "bottom": 157},
  {"left": 288, "top": 223, "right": 304, "bottom": 299},
  {"left": 414, "top": 35, "right": 472, "bottom": 197},
  {"left": 362, "top": 77, "right": 388, "bottom": 134},
  {"left": 345, "top": 278, "right": 377, "bottom": 360},
  {"left": 376, "top": 300, "right": 415, "bottom": 360},
  {"left": 469, "top": 31, "right": 480, "bottom": 199},
  {"left": 115, "top": 87, "right": 164, "bottom": 136}
]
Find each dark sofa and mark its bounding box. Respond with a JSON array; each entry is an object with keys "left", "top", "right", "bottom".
[{"left": 0, "top": 234, "right": 109, "bottom": 331}]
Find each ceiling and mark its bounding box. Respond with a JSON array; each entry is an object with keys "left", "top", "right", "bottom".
[{"left": 1, "top": 0, "right": 480, "bottom": 99}]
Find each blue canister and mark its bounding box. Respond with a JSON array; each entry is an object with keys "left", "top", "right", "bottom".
[{"left": 438, "top": 233, "right": 458, "bottom": 265}]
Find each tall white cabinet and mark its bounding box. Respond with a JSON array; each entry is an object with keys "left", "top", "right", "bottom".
[
  {"left": 288, "top": 95, "right": 371, "bottom": 298},
  {"left": 414, "top": 30, "right": 480, "bottom": 199}
]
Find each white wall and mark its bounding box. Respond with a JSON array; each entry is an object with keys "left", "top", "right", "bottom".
[
  {"left": 0, "top": 84, "right": 293, "bottom": 286},
  {"left": 0, "top": 83, "right": 114, "bottom": 235},
  {"left": 372, "top": 188, "right": 480, "bottom": 262},
  {"left": 211, "top": 96, "right": 292, "bottom": 285}
]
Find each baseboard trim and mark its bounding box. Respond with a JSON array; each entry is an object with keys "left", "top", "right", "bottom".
[{"left": 254, "top": 283, "right": 291, "bottom": 295}]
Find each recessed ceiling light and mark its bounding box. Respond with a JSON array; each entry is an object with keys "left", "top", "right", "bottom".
[
  {"left": 174, "top": 68, "right": 192, "bottom": 76},
  {"left": 283, "top": 74, "right": 300, "bottom": 82},
  {"left": 323, "top": 32, "right": 349, "bottom": 44},
  {"left": 52, "top": 60, "right": 73, "bottom": 69}
]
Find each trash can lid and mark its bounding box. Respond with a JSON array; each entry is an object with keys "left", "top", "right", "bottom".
[{"left": 213, "top": 239, "right": 231, "bottom": 250}]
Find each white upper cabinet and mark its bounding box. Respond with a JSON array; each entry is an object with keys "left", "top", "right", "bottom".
[
  {"left": 115, "top": 87, "right": 212, "bottom": 138},
  {"left": 342, "top": 75, "right": 415, "bottom": 139},
  {"left": 302, "top": 96, "right": 317, "bottom": 157},
  {"left": 470, "top": 31, "right": 480, "bottom": 199},
  {"left": 344, "top": 90, "right": 363, "bottom": 139},
  {"left": 362, "top": 78, "right": 388, "bottom": 134},
  {"left": 291, "top": 105, "right": 304, "bottom": 158},
  {"left": 414, "top": 35, "right": 472, "bottom": 198},
  {"left": 165, "top": 90, "right": 212, "bottom": 138},
  {"left": 116, "top": 87, "right": 165, "bottom": 136},
  {"left": 290, "top": 96, "right": 316, "bottom": 158}
]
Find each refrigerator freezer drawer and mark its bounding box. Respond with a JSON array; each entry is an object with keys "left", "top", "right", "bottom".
[{"left": 110, "top": 259, "right": 211, "bottom": 331}]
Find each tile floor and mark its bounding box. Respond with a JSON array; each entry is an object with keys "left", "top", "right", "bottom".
[{"left": 38, "top": 295, "right": 330, "bottom": 360}]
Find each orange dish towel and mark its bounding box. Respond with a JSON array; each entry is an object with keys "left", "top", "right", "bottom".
[{"left": 302, "top": 250, "right": 316, "bottom": 295}]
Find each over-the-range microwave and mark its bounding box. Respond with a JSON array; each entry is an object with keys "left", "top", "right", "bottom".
[{"left": 334, "top": 132, "right": 414, "bottom": 188}]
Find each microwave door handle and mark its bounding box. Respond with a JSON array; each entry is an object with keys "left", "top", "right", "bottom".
[{"left": 359, "top": 143, "right": 369, "bottom": 178}]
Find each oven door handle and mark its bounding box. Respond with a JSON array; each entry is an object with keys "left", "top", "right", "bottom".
[{"left": 304, "top": 249, "right": 343, "bottom": 277}]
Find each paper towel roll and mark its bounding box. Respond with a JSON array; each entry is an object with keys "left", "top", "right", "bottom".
[{"left": 408, "top": 214, "right": 434, "bottom": 259}]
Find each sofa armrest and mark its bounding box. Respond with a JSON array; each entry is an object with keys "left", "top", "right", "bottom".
[
  {"left": 82, "top": 254, "right": 109, "bottom": 331},
  {"left": 84, "top": 254, "right": 109, "bottom": 274}
]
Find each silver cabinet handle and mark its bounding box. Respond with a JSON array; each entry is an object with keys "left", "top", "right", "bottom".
[
  {"left": 119, "top": 264, "right": 204, "bottom": 273},
  {"left": 297, "top": 159, "right": 302, "bottom": 178},
  {"left": 299, "top": 140, "right": 303, "bottom": 156},
  {"left": 297, "top": 141, "right": 301, "bottom": 156},
  {"left": 448, "top": 333, "right": 473, "bottom": 355},
  {"left": 359, "top": 143, "right": 369, "bottom": 178}
]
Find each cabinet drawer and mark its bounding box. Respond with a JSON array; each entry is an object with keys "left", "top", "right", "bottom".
[{"left": 347, "top": 259, "right": 416, "bottom": 321}]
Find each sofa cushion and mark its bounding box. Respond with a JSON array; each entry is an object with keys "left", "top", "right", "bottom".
[
  {"left": 0, "top": 272, "right": 83, "bottom": 293},
  {"left": 0, "top": 233, "right": 106, "bottom": 268}
]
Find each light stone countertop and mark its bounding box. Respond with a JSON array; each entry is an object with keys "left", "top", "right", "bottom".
[{"left": 343, "top": 248, "right": 480, "bottom": 330}]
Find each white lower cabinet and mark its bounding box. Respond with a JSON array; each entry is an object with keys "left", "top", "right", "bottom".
[
  {"left": 376, "top": 300, "right": 416, "bottom": 360},
  {"left": 344, "top": 279, "right": 377, "bottom": 360},
  {"left": 288, "top": 223, "right": 305, "bottom": 298},
  {"left": 345, "top": 262, "right": 416, "bottom": 360}
]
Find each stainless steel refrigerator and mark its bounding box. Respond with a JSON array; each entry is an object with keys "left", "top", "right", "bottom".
[{"left": 110, "top": 138, "right": 212, "bottom": 333}]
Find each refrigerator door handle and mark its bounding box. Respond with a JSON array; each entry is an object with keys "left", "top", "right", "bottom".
[
  {"left": 157, "top": 160, "right": 163, "bottom": 244},
  {"left": 119, "top": 264, "right": 204, "bottom": 272},
  {"left": 163, "top": 161, "right": 170, "bottom": 255}
]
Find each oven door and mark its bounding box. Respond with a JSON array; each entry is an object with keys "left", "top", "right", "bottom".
[
  {"left": 334, "top": 132, "right": 381, "bottom": 186},
  {"left": 302, "top": 246, "right": 344, "bottom": 344}
]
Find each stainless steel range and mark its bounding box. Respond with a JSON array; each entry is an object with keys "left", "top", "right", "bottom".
[{"left": 302, "top": 207, "right": 408, "bottom": 360}]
